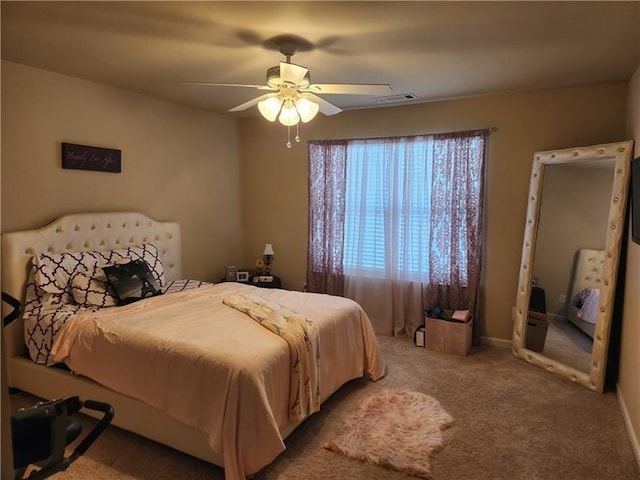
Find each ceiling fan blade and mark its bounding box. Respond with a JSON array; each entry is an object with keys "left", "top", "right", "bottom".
[
  {"left": 181, "top": 82, "right": 274, "bottom": 91},
  {"left": 302, "top": 93, "right": 342, "bottom": 116},
  {"left": 305, "top": 83, "right": 392, "bottom": 95},
  {"left": 228, "top": 93, "right": 277, "bottom": 112},
  {"left": 280, "top": 62, "right": 309, "bottom": 85}
]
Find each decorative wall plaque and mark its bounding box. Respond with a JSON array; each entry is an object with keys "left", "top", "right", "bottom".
[{"left": 61, "top": 142, "right": 121, "bottom": 173}]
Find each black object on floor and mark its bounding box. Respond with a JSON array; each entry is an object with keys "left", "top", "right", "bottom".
[{"left": 12, "top": 396, "right": 114, "bottom": 480}]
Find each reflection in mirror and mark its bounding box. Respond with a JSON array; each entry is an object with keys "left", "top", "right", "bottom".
[
  {"left": 513, "top": 141, "right": 633, "bottom": 392},
  {"left": 531, "top": 160, "right": 614, "bottom": 373}
]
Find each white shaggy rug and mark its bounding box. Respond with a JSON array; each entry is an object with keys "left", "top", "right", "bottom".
[{"left": 325, "top": 389, "right": 453, "bottom": 479}]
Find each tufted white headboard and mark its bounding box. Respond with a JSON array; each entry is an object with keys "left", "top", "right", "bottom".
[
  {"left": 569, "top": 248, "right": 604, "bottom": 303},
  {"left": 1, "top": 212, "right": 182, "bottom": 358}
]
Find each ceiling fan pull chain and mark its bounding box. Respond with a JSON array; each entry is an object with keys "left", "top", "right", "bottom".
[
  {"left": 295, "top": 123, "right": 301, "bottom": 143},
  {"left": 287, "top": 125, "right": 292, "bottom": 148}
]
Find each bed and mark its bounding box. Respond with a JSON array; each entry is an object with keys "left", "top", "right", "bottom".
[
  {"left": 566, "top": 248, "right": 604, "bottom": 339},
  {"left": 1, "top": 211, "right": 385, "bottom": 479}
]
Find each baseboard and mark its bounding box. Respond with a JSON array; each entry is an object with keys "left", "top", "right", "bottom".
[
  {"left": 480, "top": 336, "right": 512, "bottom": 349},
  {"left": 617, "top": 384, "right": 640, "bottom": 469}
]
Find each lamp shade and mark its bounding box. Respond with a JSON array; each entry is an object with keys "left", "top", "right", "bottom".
[
  {"left": 295, "top": 97, "right": 320, "bottom": 123},
  {"left": 278, "top": 99, "right": 300, "bottom": 126},
  {"left": 263, "top": 244, "right": 275, "bottom": 256},
  {"left": 257, "top": 96, "right": 283, "bottom": 122}
]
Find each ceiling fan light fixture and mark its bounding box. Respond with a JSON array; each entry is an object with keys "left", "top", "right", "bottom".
[
  {"left": 184, "top": 36, "right": 390, "bottom": 146},
  {"left": 295, "top": 97, "right": 319, "bottom": 123},
  {"left": 257, "top": 95, "right": 283, "bottom": 122},
  {"left": 278, "top": 99, "right": 300, "bottom": 126}
]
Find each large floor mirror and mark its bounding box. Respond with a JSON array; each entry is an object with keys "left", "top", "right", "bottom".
[{"left": 512, "top": 140, "right": 633, "bottom": 392}]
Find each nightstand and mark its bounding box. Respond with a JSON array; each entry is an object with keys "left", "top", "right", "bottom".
[
  {"left": 219, "top": 272, "right": 283, "bottom": 289},
  {"left": 250, "top": 275, "right": 282, "bottom": 289}
]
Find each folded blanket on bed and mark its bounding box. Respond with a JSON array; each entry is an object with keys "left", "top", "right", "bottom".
[{"left": 223, "top": 294, "right": 320, "bottom": 422}]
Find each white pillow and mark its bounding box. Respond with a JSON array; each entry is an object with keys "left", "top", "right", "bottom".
[{"left": 70, "top": 271, "right": 118, "bottom": 308}]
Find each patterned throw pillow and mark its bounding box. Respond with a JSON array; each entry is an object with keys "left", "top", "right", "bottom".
[
  {"left": 34, "top": 244, "right": 165, "bottom": 295},
  {"left": 70, "top": 271, "right": 118, "bottom": 308}
]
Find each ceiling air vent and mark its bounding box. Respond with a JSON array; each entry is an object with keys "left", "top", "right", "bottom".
[{"left": 374, "top": 93, "right": 417, "bottom": 104}]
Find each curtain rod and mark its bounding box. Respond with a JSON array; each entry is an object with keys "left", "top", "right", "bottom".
[{"left": 308, "top": 126, "right": 497, "bottom": 144}]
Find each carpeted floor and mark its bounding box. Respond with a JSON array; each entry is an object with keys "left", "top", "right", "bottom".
[
  {"left": 10, "top": 336, "right": 640, "bottom": 480},
  {"left": 544, "top": 317, "right": 593, "bottom": 372}
]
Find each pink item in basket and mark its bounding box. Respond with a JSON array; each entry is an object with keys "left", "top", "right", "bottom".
[{"left": 452, "top": 310, "right": 471, "bottom": 322}]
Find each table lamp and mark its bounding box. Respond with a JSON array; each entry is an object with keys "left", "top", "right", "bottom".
[{"left": 263, "top": 244, "right": 275, "bottom": 274}]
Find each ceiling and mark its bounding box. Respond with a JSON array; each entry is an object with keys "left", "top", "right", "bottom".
[{"left": 2, "top": 2, "right": 639, "bottom": 118}]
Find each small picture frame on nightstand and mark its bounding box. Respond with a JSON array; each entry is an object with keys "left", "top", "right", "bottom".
[{"left": 236, "top": 271, "right": 249, "bottom": 282}]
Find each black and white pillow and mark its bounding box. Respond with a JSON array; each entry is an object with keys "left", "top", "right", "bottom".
[
  {"left": 103, "top": 259, "right": 162, "bottom": 305},
  {"left": 34, "top": 243, "right": 165, "bottom": 295},
  {"left": 22, "top": 265, "right": 91, "bottom": 366},
  {"left": 163, "top": 279, "right": 211, "bottom": 294},
  {"left": 70, "top": 271, "right": 118, "bottom": 308}
]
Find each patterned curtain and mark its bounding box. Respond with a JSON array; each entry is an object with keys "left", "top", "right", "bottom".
[
  {"left": 307, "top": 140, "right": 348, "bottom": 295},
  {"left": 426, "top": 129, "right": 489, "bottom": 343},
  {"left": 307, "top": 130, "right": 490, "bottom": 342}
]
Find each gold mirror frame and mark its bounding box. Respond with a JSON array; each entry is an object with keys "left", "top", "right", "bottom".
[{"left": 512, "top": 140, "right": 633, "bottom": 392}]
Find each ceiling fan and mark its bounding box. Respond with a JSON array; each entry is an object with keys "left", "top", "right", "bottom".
[{"left": 182, "top": 37, "right": 391, "bottom": 146}]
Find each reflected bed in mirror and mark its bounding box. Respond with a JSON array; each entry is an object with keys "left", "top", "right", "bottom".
[{"left": 512, "top": 140, "right": 633, "bottom": 392}]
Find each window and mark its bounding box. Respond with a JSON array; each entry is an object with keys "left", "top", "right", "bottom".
[{"left": 343, "top": 137, "right": 434, "bottom": 281}]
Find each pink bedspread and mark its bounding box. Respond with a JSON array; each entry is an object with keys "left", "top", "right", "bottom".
[{"left": 51, "top": 282, "right": 385, "bottom": 479}]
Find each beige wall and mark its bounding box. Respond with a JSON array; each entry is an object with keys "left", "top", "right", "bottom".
[
  {"left": 239, "top": 83, "right": 628, "bottom": 341},
  {"left": 621, "top": 64, "right": 640, "bottom": 461},
  {"left": 1, "top": 61, "right": 244, "bottom": 282}
]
